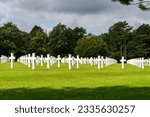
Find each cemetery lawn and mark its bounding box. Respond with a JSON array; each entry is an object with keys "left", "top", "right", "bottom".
[{"left": 0, "top": 62, "right": 150, "bottom": 100}]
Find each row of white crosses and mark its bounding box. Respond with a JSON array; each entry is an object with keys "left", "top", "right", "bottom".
[
  {"left": 0, "top": 55, "right": 9, "bottom": 63},
  {"left": 18, "top": 53, "right": 52, "bottom": 70},
  {"left": 18, "top": 53, "right": 62, "bottom": 70},
  {"left": 120, "top": 56, "right": 150, "bottom": 69},
  {"left": 17, "top": 53, "right": 35, "bottom": 69},
  {"left": 104, "top": 56, "right": 126, "bottom": 70},
  {"left": 127, "top": 57, "right": 145, "bottom": 69},
  {"left": 0, "top": 53, "right": 16, "bottom": 68},
  {"left": 119, "top": 56, "right": 145, "bottom": 69},
  {"left": 105, "top": 57, "right": 118, "bottom": 67},
  {"left": 5, "top": 53, "right": 150, "bottom": 70},
  {"left": 3, "top": 53, "right": 119, "bottom": 70},
  {"left": 67, "top": 55, "right": 114, "bottom": 70},
  {"left": 144, "top": 59, "right": 150, "bottom": 66},
  {"left": 0, "top": 53, "right": 15, "bottom": 68},
  {"left": 17, "top": 54, "right": 111, "bottom": 70}
]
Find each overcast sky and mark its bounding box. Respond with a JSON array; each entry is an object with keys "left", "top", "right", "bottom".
[{"left": 0, "top": 0, "right": 149, "bottom": 34}]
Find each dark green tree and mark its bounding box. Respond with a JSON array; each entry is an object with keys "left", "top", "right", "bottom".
[
  {"left": 20, "top": 31, "right": 31, "bottom": 54},
  {"left": 0, "top": 40, "right": 16, "bottom": 55},
  {"left": 73, "top": 27, "right": 86, "bottom": 42},
  {"left": 0, "top": 22, "right": 29, "bottom": 57},
  {"left": 48, "top": 23, "right": 86, "bottom": 56},
  {"left": 75, "top": 36, "right": 108, "bottom": 57},
  {"left": 127, "top": 24, "right": 150, "bottom": 58},
  {"left": 28, "top": 26, "right": 48, "bottom": 55},
  {"left": 30, "top": 25, "right": 45, "bottom": 37},
  {"left": 29, "top": 32, "right": 47, "bottom": 55},
  {"left": 103, "top": 21, "right": 132, "bottom": 60},
  {"left": 48, "top": 23, "right": 71, "bottom": 56}
]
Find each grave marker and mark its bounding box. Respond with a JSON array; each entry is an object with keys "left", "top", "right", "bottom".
[
  {"left": 1, "top": 55, "right": 8, "bottom": 63},
  {"left": 28, "top": 54, "right": 31, "bottom": 68},
  {"left": 46, "top": 54, "right": 50, "bottom": 69},
  {"left": 141, "top": 57, "right": 144, "bottom": 69},
  {"left": 90, "top": 57, "right": 93, "bottom": 66},
  {"left": 40, "top": 55, "right": 44, "bottom": 66},
  {"left": 68, "top": 54, "right": 72, "bottom": 70},
  {"left": 50, "top": 57, "right": 53, "bottom": 66},
  {"left": 101, "top": 56, "right": 104, "bottom": 68},
  {"left": 9, "top": 53, "right": 15, "bottom": 69},
  {"left": 72, "top": 57, "right": 75, "bottom": 66},
  {"left": 31, "top": 53, "right": 36, "bottom": 70},
  {"left": 25, "top": 55, "right": 28, "bottom": 66},
  {"left": 57, "top": 55, "right": 61, "bottom": 68},
  {"left": 97, "top": 56, "right": 101, "bottom": 69},
  {"left": 76, "top": 55, "right": 80, "bottom": 69},
  {"left": 105, "top": 57, "right": 108, "bottom": 67},
  {"left": 120, "top": 56, "right": 126, "bottom": 69}
]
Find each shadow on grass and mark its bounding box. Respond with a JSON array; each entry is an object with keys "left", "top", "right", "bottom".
[{"left": 0, "top": 86, "right": 150, "bottom": 100}]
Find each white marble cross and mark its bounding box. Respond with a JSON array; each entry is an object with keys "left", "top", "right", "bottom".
[
  {"left": 46, "top": 54, "right": 50, "bottom": 69},
  {"left": 141, "top": 57, "right": 144, "bottom": 69},
  {"left": 105, "top": 57, "right": 108, "bottom": 67},
  {"left": 90, "top": 57, "right": 94, "bottom": 66},
  {"left": 50, "top": 57, "right": 53, "bottom": 66},
  {"left": 61, "top": 57, "right": 65, "bottom": 64},
  {"left": 36, "top": 56, "right": 40, "bottom": 65},
  {"left": 97, "top": 55, "right": 101, "bottom": 69},
  {"left": 40, "top": 55, "right": 44, "bottom": 66},
  {"left": 138, "top": 58, "right": 141, "bottom": 67},
  {"left": 82, "top": 58, "right": 85, "bottom": 64},
  {"left": 101, "top": 56, "right": 104, "bottom": 68},
  {"left": 120, "top": 56, "right": 126, "bottom": 69},
  {"left": 9, "top": 53, "right": 15, "bottom": 69},
  {"left": 28, "top": 54, "right": 31, "bottom": 68},
  {"left": 57, "top": 55, "right": 61, "bottom": 68},
  {"left": 76, "top": 55, "right": 80, "bottom": 69},
  {"left": 68, "top": 54, "right": 72, "bottom": 70},
  {"left": 72, "top": 57, "right": 75, "bottom": 66},
  {"left": 93, "top": 57, "right": 97, "bottom": 65},
  {"left": 25, "top": 55, "right": 28, "bottom": 66},
  {"left": 31, "top": 53, "right": 36, "bottom": 70},
  {"left": 79, "top": 57, "right": 83, "bottom": 64}
]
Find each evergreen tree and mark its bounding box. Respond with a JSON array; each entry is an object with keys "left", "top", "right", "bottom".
[{"left": 103, "top": 21, "right": 132, "bottom": 60}]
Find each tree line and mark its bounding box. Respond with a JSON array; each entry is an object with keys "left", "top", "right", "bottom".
[
  {"left": 0, "top": 21, "right": 150, "bottom": 60},
  {"left": 0, "top": 22, "right": 85, "bottom": 58}
]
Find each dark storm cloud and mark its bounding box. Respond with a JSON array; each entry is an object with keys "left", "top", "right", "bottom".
[{"left": 18, "top": 0, "right": 117, "bottom": 14}]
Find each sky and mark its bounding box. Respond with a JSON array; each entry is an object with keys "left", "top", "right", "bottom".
[{"left": 0, "top": 0, "right": 150, "bottom": 34}]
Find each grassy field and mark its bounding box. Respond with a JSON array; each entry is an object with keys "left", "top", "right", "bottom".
[{"left": 0, "top": 62, "right": 150, "bottom": 100}]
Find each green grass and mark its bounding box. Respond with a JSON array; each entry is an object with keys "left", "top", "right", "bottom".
[{"left": 0, "top": 62, "right": 150, "bottom": 100}]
